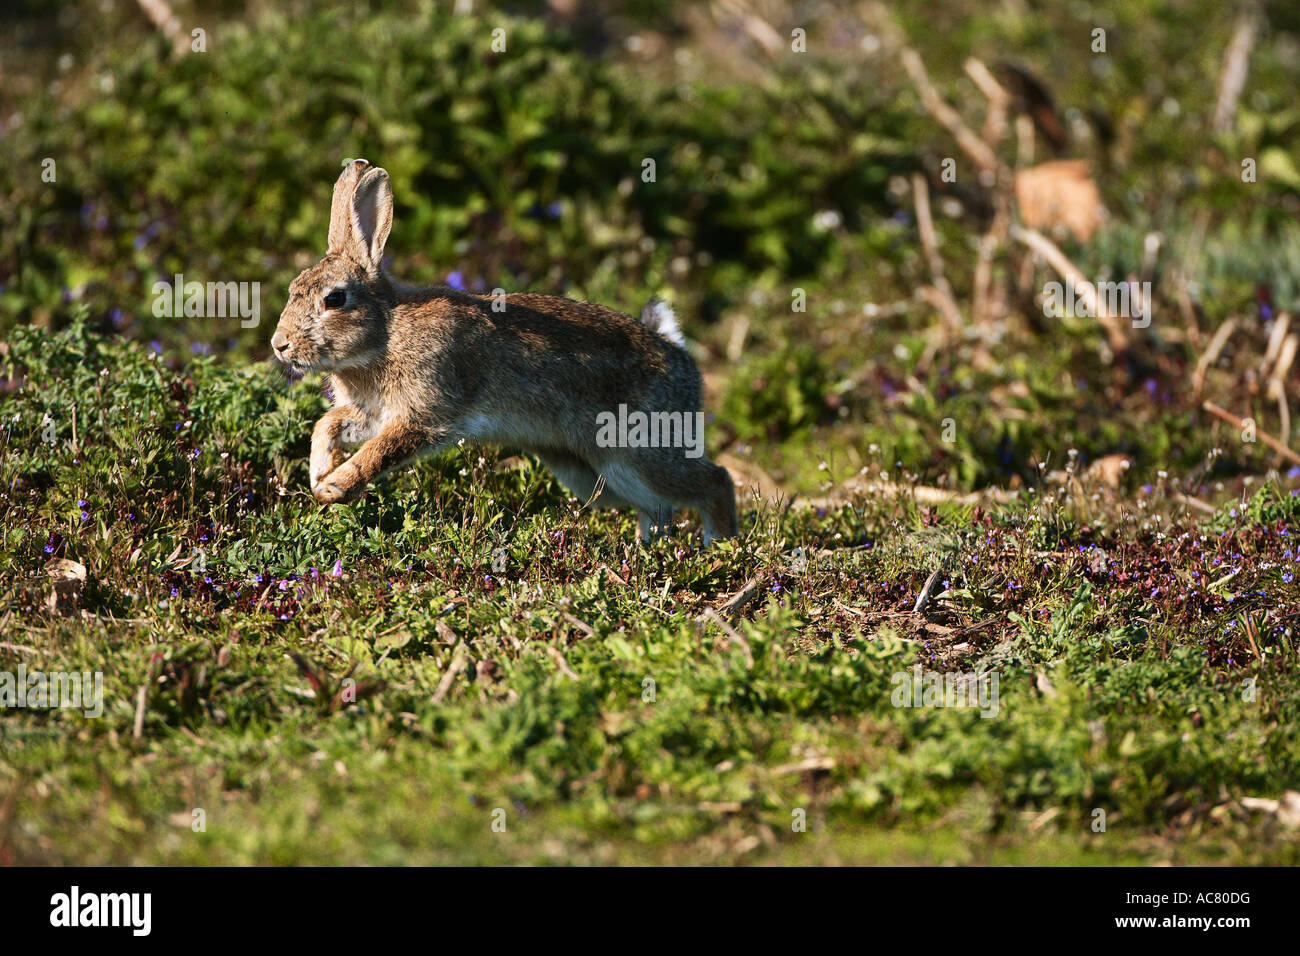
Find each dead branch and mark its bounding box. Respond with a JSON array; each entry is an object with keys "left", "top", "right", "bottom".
[
  {"left": 432, "top": 646, "right": 468, "bottom": 703},
  {"left": 802, "top": 479, "right": 1019, "bottom": 511},
  {"left": 1203, "top": 400, "right": 1300, "bottom": 467},
  {"left": 1009, "top": 224, "right": 1129, "bottom": 353},
  {"left": 135, "top": 0, "right": 191, "bottom": 59},
  {"left": 699, "top": 608, "right": 754, "bottom": 669},
  {"left": 911, "top": 173, "right": 962, "bottom": 330},
  {"left": 1212, "top": 3, "right": 1262, "bottom": 133},
  {"left": 912, "top": 569, "right": 943, "bottom": 615},
  {"left": 547, "top": 645, "right": 580, "bottom": 681},
  {"left": 917, "top": 284, "right": 965, "bottom": 330},
  {"left": 1193, "top": 317, "right": 1237, "bottom": 400},
  {"left": 1176, "top": 275, "right": 1202, "bottom": 350},
  {"left": 1014, "top": 114, "right": 1035, "bottom": 169},
  {"left": 964, "top": 57, "right": 1010, "bottom": 151},
  {"left": 1261, "top": 312, "right": 1291, "bottom": 377},
  {"left": 899, "top": 48, "right": 1000, "bottom": 175},
  {"left": 1266, "top": 332, "right": 1297, "bottom": 459}
]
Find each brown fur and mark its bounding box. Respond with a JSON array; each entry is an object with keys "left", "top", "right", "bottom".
[{"left": 272, "top": 159, "right": 738, "bottom": 544}]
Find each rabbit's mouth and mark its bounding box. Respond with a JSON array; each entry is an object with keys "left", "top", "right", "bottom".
[
  {"left": 273, "top": 350, "right": 316, "bottom": 376},
  {"left": 272, "top": 339, "right": 321, "bottom": 372}
]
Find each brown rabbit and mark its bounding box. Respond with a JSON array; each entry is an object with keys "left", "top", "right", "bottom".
[{"left": 271, "top": 159, "right": 738, "bottom": 544}]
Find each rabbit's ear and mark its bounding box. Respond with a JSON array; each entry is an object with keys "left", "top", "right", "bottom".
[
  {"left": 348, "top": 167, "right": 393, "bottom": 271},
  {"left": 327, "top": 159, "right": 371, "bottom": 254}
]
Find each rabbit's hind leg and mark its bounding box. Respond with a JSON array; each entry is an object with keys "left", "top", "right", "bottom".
[
  {"left": 628, "top": 454, "right": 738, "bottom": 546},
  {"left": 593, "top": 459, "right": 676, "bottom": 544},
  {"left": 537, "top": 451, "right": 628, "bottom": 510},
  {"left": 637, "top": 508, "right": 674, "bottom": 543},
  {"left": 697, "top": 462, "right": 740, "bottom": 545}
]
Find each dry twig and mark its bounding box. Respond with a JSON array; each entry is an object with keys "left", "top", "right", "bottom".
[
  {"left": 135, "top": 0, "right": 191, "bottom": 59},
  {"left": 899, "top": 49, "right": 1000, "bottom": 175},
  {"left": 1009, "top": 225, "right": 1129, "bottom": 353},
  {"left": 1212, "top": 3, "right": 1262, "bottom": 133},
  {"left": 1203, "top": 400, "right": 1300, "bottom": 467},
  {"left": 1193, "top": 317, "right": 1237, "bottom": 400}
]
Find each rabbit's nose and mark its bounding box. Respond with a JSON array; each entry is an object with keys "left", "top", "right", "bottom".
[{"left": 271, "top": 331, "right": 291, "bottom": 357}]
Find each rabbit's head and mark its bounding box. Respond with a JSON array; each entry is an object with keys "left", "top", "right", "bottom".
[{"left": 271, "top": 159, "right": 394, "bottom": 372}]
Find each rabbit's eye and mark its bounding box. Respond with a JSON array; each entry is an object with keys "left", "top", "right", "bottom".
[{"left": 323, "top": 289, "right": 347, "bottom": 310}]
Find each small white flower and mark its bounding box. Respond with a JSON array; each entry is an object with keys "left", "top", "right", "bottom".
[{"left": 812, "top": 209, "right": 842, "bottom": 231}]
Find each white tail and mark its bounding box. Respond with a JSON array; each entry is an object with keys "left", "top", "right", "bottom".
[{"left": 640, "top": 298, "right": 685, "bottom": 348}]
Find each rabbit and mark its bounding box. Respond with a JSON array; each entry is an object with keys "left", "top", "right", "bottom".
[{"left": 271, "top": 159, "right": 738, "bottom": 545}]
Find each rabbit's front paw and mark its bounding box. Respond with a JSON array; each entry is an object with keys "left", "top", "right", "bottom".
[
  {"left": 310, "top": 446, "right": 349, "bottom": 490},
  {"left": 313, "top": 461, "right": 364, "bottom": 504}
]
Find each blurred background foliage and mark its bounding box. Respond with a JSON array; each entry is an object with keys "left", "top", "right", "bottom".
[
  {"left": 0, "top": 0, "right": 921, "bottom": 339},
  {"left": 2, "top": 0, "right": 1299, "bottom": 492}
]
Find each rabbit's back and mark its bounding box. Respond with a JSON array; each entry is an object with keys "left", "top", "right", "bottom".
[{"left": 382, "top": 287, "right": 702, "bottom": 457}]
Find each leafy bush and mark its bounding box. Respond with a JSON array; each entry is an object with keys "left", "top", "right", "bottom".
[
  {"left": 0, "top": 1, "right": 915, "bottom": 352},
  {"left": 722, "top": 342, "right": 837, "bottom": 440}
]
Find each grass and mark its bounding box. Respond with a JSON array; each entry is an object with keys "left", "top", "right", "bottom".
[{"left": 2, "top": 318, "right": 1299, "bottom": 865}]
